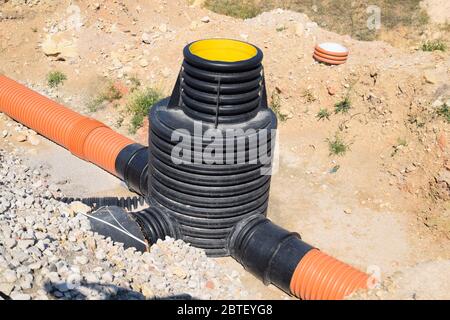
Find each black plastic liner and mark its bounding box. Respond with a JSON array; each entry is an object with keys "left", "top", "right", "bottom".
[{"left": 87, "top": 206, "right": 148, "bottom": 252}]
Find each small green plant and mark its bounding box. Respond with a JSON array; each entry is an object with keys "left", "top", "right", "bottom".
[
  {"left": 441, "top": 23, "right": 450, "bottom": 33},
  {"left": 88, "top": 82, "right": 123, "bottom": 112},
  {"left": 270, "top": 90, "right": 288, "bottom": 122},
  {"left": 115, "top": 115, "right": 124, "bottom": 129},
  {"left": 397, "top": 137, "right": 408, "bottom": 147},
  {"left": 334, "top": 97, "right": 351, "bottom": 114},
  {"left": 436, "top": 104, "right": 450, "bottom": 123},
  {"left": 127, "top": 87, "right": 163, "bottom": 133},
  {"left": 102, "top": 83, "right": 123, "bottom": 101},
  {"left": 128, "top": 76, "right": 141, "bottom": 92},
  {"left": 327, "top": 134, "right": 349, "bottom": 156},
  {"left": 421, "top": 40, "right": 447, "bottom": 52},
  {"left": 316, "top": 108, "right": 331, "bottom": 121},
  {"left": 46, "top": 71, "right": 67, "bottom": 88},
  {"left": 87, "top": 100, "right": 102, "bottom": 113},
  {"left": 391, "top": 137, "right": 408, "bottom": 157},
  {"left": 301, "top": 89, "right": 316, "bottom": 103}
]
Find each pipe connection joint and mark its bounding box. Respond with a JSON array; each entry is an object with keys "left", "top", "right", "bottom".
[
  {"left": 229, "top": 215, "right": 372, "bottom": 300},
  {"left": 229, "top": 215, "right": 313, "bottom": 295},
  {"left": 133, "top": 204, "right": 182, "bottom": 245}
]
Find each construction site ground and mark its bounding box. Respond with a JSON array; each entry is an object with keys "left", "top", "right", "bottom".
[{"left": 1, "top": 0, "right": 450, "bottom": 299}]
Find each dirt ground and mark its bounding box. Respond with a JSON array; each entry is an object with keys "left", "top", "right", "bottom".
[
  {"left": 421, "top": 0, "right": 450, "bottom": 24},
  {"left": 1, "top": 0, "right": 450, "bottom": 299}
]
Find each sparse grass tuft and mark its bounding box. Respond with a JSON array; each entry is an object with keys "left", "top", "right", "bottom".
[
  {"left": 270, "top": 90, "right": 288, "bottom": 122},
  {"left": 334, "top": 97, "right": 351, "bottom": 114},
  {"left": 407, "top": 113, "right": 426, "bottom": 128},
  {"left": 88, "top": 82, "right": 123, "bottom": 112},
  {"left": 436, "top": 104, "right": 450, "bottom": 123},
  {"left": 421, "top": 39, "right": 447, "bottom": 52},
  {"left": 127, "top": 87, "right": 163, "bottom": 134},
  {"left": 301, "top": 89, "right": 316, "bottom": 103},
  {"left": 204, "top": 0, "right": 262, "bottom": 19},
  {"left": 128, "top": 76, "right": 141, "bottom": 92},
  {"left": 316, "top": 108, "right": 331, "bottom": 121},
  {"left": 397, "top": 138, "right": 408, "bottom": 147},
  {"left": 441, "top": 23, "right": 450, "bottom": 33},
  {"left": 391, "top": 137, "right": 408, "bottom": 157},
  {"left": 115, "top": 115, "right": 124, "bottom": 129},
  {"left": 46, "top": 71, "right": 67, "bottom": 88},
  {"left": 327, "top": 134, "right": 349, "bottom": 156},
  {"left": 102, "top": 83, "right": 123, "bottom": 101}
]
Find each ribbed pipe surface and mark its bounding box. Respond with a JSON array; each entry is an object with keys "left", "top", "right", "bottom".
[
  {"left": 146, "top": 39, "right": 274, "bottom": 256},
  {"left": 290, "top": 249, "right": 370, "bottom": 300},
  {"left": 0, "top": 75, "right": 134, "bottom": 174}
]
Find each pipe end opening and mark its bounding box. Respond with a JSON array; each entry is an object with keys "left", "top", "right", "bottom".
[{"left": 188, "top": 39, "right": 258, "bottom": 63}]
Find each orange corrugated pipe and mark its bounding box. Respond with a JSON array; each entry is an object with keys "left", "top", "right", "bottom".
[
  {"left": 290, "top": 249, "right": 371, "bottom": 300},
  {"left": 0, "top": 75, "right": 134, "bottom": 175}
]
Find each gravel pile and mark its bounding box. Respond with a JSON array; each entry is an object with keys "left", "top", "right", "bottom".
[{"left": 0, "top": 147, "right": 247, "bottom": 300}]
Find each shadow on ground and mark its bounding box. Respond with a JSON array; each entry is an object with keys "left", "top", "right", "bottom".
[
  {"left": 0, "top": 291, "right": 12, "bottom": 300},
  {"left": 43, "top": 281, "right": 194, "bottom": 300}
]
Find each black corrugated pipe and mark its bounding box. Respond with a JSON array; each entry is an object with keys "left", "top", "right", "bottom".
[
  {"left": 146, "top": 39, "right": 275, "bottom": 257},
  {"left": 83, "top": 205, "right": 180, "bottom": 251},
  {"left": 132, "top": 205, "right": 182, "bottom": 244}
]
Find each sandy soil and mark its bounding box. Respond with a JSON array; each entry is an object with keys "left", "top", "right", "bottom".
[
  {"left": 1, "top": 0, "right": 450, "bottom": 299},
  {"left": 421, "top": 0, "right": 450, "bottom": 24}
]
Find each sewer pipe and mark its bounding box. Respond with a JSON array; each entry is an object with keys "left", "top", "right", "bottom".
[{"left": 0, "top": 74, "right": 148, "bottom": 195}]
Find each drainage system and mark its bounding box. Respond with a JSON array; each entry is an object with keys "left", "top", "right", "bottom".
[{"left": 0, "top": 39, "right": 372, "bottom": 300}]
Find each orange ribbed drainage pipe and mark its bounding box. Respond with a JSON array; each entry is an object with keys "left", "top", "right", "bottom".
[
  {"left": 0, "top": 75, "right": 135, "bottom": 175},
  {"left": 290, "top": 249, "right": 372, "bottom": 300}
]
